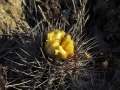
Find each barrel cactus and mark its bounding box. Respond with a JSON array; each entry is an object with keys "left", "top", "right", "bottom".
[{"left": 4, "top": 0, "right": 102, "bottom": 90}]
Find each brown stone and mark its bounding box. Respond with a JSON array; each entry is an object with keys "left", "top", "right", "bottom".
[{"left": 0, "top": 0, "right": 29, "bottom": 36}]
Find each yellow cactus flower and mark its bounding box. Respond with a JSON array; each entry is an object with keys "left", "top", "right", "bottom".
[
  {"left": 61, "top": 35, "right": 71, "bottom": 48},
  {"left": 47, "top": 32, "right": 55, "bottom": 41},
  {"left": 45, "top": 40, "right": 59, "bottom": 55},
  {"left": 63, "top": 40, "right": 74, "bottom": 56},
  {"left": 58, "top": 46, "right": 68, "bottom": 59},
  {"left": 45, "top": 29, "right": 74, "bottom": 59},
  {"left": 54, "top": 30, "right": 65, "bottom": 40},
  {"left": 52, "top": 40, "right": 60, "bottom": 48}
]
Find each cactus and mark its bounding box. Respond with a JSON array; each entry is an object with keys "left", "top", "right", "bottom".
[{"left": 3, "top": 0, "right": 105, "bottom": 90}]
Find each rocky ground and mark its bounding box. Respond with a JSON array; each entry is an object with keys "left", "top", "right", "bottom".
[{"left": 0, "top": 0, "right": 120, "bottom": 90}]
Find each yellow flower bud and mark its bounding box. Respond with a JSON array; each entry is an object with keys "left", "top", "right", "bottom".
[
  {"left": 47, "top": 32, "right": 55, "bottom": 41},
  {"left": 45, "top": 29, "right": 74, "bottom": 59},
  {"left": 64, "top": 40, "right": 74, "bottom": 56},
  {"left": 58, "top": 46, "right": 68, "bottom": 59}
]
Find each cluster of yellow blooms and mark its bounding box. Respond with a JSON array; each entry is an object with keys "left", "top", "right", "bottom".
[{"left": 45, "top": 29, "right": 74, "bottom": 59}]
